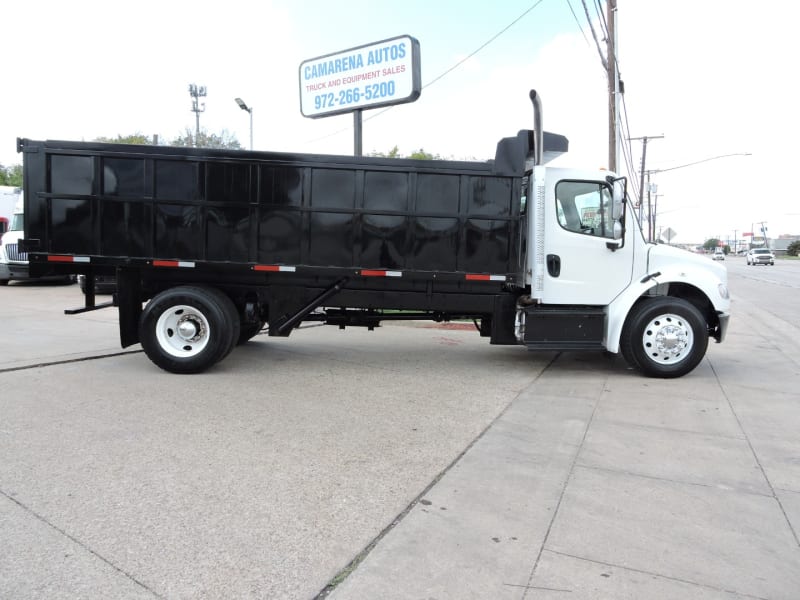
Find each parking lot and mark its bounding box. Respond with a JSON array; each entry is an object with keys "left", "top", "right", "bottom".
[{"left": 2, "top": 259, "right": 800, "bottom": 599}]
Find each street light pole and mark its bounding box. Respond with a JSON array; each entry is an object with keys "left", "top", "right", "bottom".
[{"left": 235, "top": 98, "right": 253, "bottom": 150}]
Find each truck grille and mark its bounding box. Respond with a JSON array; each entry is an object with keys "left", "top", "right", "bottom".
[{"left": 5, "top": 243, "right": 28, "bottom": 262}]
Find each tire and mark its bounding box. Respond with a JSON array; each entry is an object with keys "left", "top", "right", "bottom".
[
  {"left": 619, "top": 297, "right": 708, "bottom": 378},
  {"left": 0, "top": 279, "right": 8, "bottom": 286},
  {"left": 237, "top": 320, "right": 265, "bottom": 345},
  {"left": 138, "top": 286, "right": 240, "bottom": 374}
]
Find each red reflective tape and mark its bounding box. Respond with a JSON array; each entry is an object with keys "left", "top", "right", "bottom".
[
  {"left": 465, "top": 273, "right": 506, "bottom": 282},
  {"left": 360, "top": 269, "right": 402, "bottom": 277},
  {"left": 47, "top": 255, "right": 90, "bottom": 263},
  {"left": 152, "top": 260, "right": 195, "bottom": 268},
  {"left": 254, "top": 265, "right": 296, "bottom": 272}
]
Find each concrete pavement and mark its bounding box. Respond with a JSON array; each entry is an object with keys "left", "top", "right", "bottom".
[
  {"left": 328, "top": 286, "right": 800, "bottom": 599},
  {"left": 2, "top": 274, "right": 800, "bottom": 599}
]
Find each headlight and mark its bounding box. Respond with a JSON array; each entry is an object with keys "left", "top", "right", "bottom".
[{"left": 718, "top": 283, "right": 729, "bottom": 300}]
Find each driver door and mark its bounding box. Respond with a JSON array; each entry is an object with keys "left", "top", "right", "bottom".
[{"left": 539, "top": 168, "right": 633, "bottom": 305}]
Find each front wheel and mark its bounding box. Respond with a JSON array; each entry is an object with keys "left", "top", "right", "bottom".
[
  {"left": 620, "top": 297, "right": 709, "bottom": 378},
  {"left": 139, "top": 286, "right": 240, "bottom": 374}
]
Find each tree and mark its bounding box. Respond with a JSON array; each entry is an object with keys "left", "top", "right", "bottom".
[
  {"left": 170, "top": 128, "right": 241, "bottom": 149},
  {"left": 369, "top": 146, "right": 440, "bottom": 160},
  {"left": 408, "top": 148, "right": 441, "bottom": 160},
  {"left": 787, "top": 240, "right": 800, "bottom": 257},
  {"left": 0, "top": 164, "right": 22, "bottom": 187},
  {"left": 94, "top": 133, "right": 153, "bottom": 145},
  {"left": 369, "top": 145, "right": 401, "bottom": 158},
  {"left": 703, "top": 238, "right": 721, "bottom": 251}
]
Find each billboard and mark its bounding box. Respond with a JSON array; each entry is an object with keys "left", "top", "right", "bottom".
[{"left": 299, "top": 35, "right": 421, "bottom": 118}]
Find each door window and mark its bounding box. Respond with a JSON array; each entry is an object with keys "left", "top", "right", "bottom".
[{"left": 555, "top": 180, "right": 614, "bottom": 238}]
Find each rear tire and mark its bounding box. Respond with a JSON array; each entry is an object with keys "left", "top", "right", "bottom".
[
  {"left": 620, "top": 297, "right": 708, "bottom": 378},
  {"left": 139, "top": 286, "right": 240, "bottom": 374}
]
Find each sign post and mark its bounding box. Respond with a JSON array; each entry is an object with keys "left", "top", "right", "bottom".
[{"left": 299, "top": 35, "right": 422, "bottom": 155}]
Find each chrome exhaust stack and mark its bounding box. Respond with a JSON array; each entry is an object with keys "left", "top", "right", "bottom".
[{"left": 529, "top": 89, "right": 543, "bottom": 166}]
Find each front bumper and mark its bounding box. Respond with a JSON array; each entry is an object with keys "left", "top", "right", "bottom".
[{"left": 0, "top": 262, "right": 30, "bottom": 281}]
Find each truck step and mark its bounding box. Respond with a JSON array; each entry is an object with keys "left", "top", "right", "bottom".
[{"left": 523, "top": 306, "right": 605, "bottom": 349}]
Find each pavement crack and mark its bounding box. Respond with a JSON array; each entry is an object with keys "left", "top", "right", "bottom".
[
  {"left": 0, "top": 350, "right": 143, "bottom": 374},
  {"left": 572, "top": 462, "right": 774, "bottom": 498},
  {"left": 521, "top": 363, "right": 605, "bottom": 599},
  {"left": 0, "top": 488, "right": 164, "bottom": 598},
  {"left": 709, "top": 359, "right": 800, "bottom": 548},
  {"left": 314, "top": 354, "right": 559, "bottom": 598},
  {"left": 543, "top": 549, "right": 770, "bottom": 600}
]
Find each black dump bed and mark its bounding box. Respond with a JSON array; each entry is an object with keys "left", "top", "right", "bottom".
[{"left": 19, "top": 131, "right": 535, "bottom": 287}]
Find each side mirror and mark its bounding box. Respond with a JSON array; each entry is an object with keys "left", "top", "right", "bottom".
[{"left": 611, "top": 177, "right": 626, "bottom": 220}]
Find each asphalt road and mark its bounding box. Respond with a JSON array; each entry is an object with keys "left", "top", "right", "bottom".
[{"left": 1, "top": 259, "right": 799, "bottom": 599}]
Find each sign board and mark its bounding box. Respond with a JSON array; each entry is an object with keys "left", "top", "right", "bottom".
[
  {"left": 299, "top": 35, "right": 421, "bottom": 118},
  {"left": 662, "top": 227, "right": 676, "bottom": 242}
]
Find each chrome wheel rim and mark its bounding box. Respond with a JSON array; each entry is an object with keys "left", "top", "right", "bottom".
[
  {"left": 641, "top": 312, "right": 694, "bottom": 365},
  {"left": 155, "top": 304, "right": 210, "bottom": 358}
]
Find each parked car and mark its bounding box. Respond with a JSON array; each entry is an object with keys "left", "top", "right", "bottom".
[{"left": 746, "top": 247, "right": 775, "bottom": 266}]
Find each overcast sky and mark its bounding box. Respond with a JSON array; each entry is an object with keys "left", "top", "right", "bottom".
[{"left": 1, "top": 0, "right": 796, "bottom": 243}]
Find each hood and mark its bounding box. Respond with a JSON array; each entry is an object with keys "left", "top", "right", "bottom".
[{"left": 647, "top": 243, "right": 727, "bottom": 281}]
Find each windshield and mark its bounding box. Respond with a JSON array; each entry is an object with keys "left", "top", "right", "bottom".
[
  {"left": 10, "top": 213, "right": 23, "bottom": 232},
  {"left": 753, "top": 249, "right": 771, "bottom": 254}
]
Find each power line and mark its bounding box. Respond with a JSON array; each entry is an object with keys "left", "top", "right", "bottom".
[
  {"left": 580, "top": 0, "right": 607, "bottom": 70},
  {"left": 594, "top": 0, "right": 610, "bottom": 42},
  {"left": 565, "top": 0, "right": 592, "bottom": 45}
]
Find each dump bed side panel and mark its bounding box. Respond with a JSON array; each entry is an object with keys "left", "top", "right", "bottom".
[{"left": 21, "top": 138, "right": 527, "bottom": 282}]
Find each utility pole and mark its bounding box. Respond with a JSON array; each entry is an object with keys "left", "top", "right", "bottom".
[
  {"left": 606, "top": 0, "right": 619, "bottom": 172},
  {"left": 759, "top": 222, "right": 769, "bottom": 249},
  {"left": 188, "top": 84, "right": 207, "bottom": 147},
  {"left": 652, "top": 190, "right": 663, "bottom": 241},
  {"left": 629, "top": 135, "right": 664, "bottom": 228}
]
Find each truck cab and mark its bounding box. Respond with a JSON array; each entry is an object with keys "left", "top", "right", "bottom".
[
  {"left": 1, "top": 195, "right": 72, "bottom": 285},
  {"left": 0, "top": 197, "right": 27, "bottom": 284}
]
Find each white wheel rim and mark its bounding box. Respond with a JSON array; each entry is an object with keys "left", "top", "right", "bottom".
[
  {"left": 641, "top": 312, "right": 694, "bottom": 365},
  {"left": 155, "top": 304, "right": 211, "bottom": 358}
]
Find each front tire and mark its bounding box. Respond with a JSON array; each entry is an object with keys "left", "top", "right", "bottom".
[
  {"left": 620, "top": 297, "right": 708, "bottom": 378},
  {"left": 139, "top": 286, "right": 240, "bottom": 374}
]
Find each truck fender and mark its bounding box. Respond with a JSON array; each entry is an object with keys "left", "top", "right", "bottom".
[
  {"left": 605, "top": 265, "right": 724, "bottom": 353},
  {"left": 605, "top": 278, "right": 659, "bottom": 353}
]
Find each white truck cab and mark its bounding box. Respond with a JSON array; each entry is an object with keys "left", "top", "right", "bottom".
[{"left": 0, "top": 196, "right": 27, "bottom": 284}]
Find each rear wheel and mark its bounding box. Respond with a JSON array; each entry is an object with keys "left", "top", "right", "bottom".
[
  {"left": 620, "top": 297, "right": 708, "bottom": 378},
  {"left": 139, "top": 286, "right": 240, "bottom": 373}
]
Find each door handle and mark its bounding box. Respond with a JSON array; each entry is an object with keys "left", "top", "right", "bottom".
[{"left": 546, "top": 254, "right": 561, "bottom": 277}]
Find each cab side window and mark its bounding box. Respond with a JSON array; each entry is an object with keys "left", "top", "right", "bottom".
[{"left": 555, "top": 180, "right": 614, "bottom": 238}]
